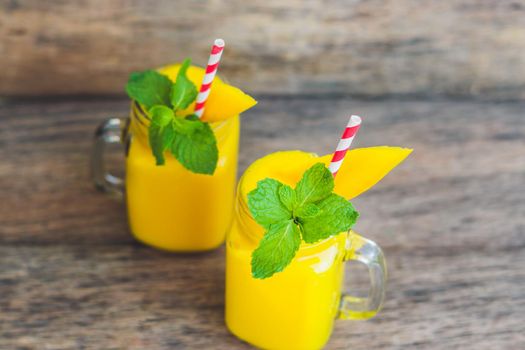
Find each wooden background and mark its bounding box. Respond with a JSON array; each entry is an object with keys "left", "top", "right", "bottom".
[{"left": 1, "top": 0, "right": 525, "bottom": 99}]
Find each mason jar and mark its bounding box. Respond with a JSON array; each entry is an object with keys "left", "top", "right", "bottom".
[{"left": 225, "top": 151, "right": 387, "bottom": 350}]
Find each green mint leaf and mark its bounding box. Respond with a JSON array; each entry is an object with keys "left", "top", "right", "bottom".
[
  {"left": 148, "top": 106, "right": 175, "bottom": 165},
  {"left": 248, "top": 179, "right": 292, "bottom": 229},
  {"left": 278, "top": 184, "right": 296, "bottom": 212},
  {"left": 170, "top": 58, "right": 198, "bottom": 111},
  {"left": 300, "top": 194, "right": 359, "bottom": 244},
  {"left": 126, "top": 70, "right": 172, "bottom": 109},
  {"left": 251, "top": 220, "right": 301, "bottom": 279},
  {"left": 296, "top": 203, "right": 320, "bottom": 219},
  {"left": 172, "top": 115, "right": 202, "bottom": 135},
  {"left": 170, "top": 120, "right": 218, "bottom": 174},
  {"left": 295, "top": 163, "right": 334, "bottom": 206}
]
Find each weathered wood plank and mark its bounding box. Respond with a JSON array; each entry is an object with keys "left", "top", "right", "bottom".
[
  {"left": 1, "top": 1, "right": 525, "bottom": 98},
  {"left": 0, "top": 245, "right": 523, "bottom": 349},
  {"left": 0, "top": 99, "right": 132, "bottom": 245}
]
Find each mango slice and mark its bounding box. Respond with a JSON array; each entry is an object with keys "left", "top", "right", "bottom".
[
  {"left": 158, "top": 64, "right": 257, "bottom": 122},
  {"left": 318, "top": 146, "right": 413, "bottom": 200}
]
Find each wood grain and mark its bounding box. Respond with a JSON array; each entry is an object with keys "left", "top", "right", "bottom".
[
  {"left": 1, "top": 1, "right": 525, "bottom": 99},
  {"left": 0, "top": 96, "right": 524, "bottom": 349}
]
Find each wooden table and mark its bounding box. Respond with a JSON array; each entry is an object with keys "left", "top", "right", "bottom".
[{"left": 1, "top": 96, "right": 524, "bottom": 349}]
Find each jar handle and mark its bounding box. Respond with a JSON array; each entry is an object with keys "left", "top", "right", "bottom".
[
  {"left": 338, "top": 230, "right": 387, "bottom": 320},
  {"left": 91, "top": 117, "right": 128, "bottom": 197}
]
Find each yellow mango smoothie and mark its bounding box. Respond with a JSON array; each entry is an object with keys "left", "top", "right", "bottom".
[
  {"left": 120, "top": 62, "right": 255, "bottom": 251},
  {"left": 226, "top": 148, "right": 411, "bottom": 349},
  {"left": 126, "top": 106, "right": 240, "bottom": 251}
]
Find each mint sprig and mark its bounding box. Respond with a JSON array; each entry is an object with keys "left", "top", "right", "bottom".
[
  {"left": 248, "top": 163, "right": 359, "bottom": 279},
  {"left": 125, "top": 58, "right": 219, "bottom": 174}
]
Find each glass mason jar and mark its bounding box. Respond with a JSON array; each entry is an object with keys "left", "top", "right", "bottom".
[
  {"left": 225, "top": 151, "right": 386, "bottom": 350},
  {"left": 92, "top": 102, "right": 240, "bottom": 251}
]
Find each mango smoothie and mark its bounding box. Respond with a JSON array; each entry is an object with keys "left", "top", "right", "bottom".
[
  {"left": 123, "top": 63, "right": 255, "bottom": 251},
  {"left": 226, "top": 148, "right": 411, "bottom": 349},
  {"left": 126, "top": 107, "right": 239, "bottom": 251}
]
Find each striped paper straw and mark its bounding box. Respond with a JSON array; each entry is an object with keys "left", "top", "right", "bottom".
[
  {"left": 328, "top": 115, "right": 362, "bottom": 177},
  {"left": 194, "top": 39, "right": 225, "bottom": 118}
]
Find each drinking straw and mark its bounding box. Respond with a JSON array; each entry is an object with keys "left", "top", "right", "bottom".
[
  {"left": 194, "top": 39, "right": 225, "bottom": 118},
  {"left": 328, "top": 115, "right": 362, "bottom": 177}
]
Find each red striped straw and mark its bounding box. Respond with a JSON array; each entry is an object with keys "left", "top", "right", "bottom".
[
  {"left": 328, "top": 115, "right": 362, "bottom": 177},
  {"left": 194, "top": 39, "right": 225, "bottom": 118}
]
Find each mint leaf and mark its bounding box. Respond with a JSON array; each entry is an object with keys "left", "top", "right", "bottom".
[
  {"left": 278, "top": 184, "right": 296, "bottom": 212},
  {"left": 300, "top": 194, "right": 359, "bottom": 244},
  {"left": 126, "top": 70, "right": 172, "bottom": 109},
  {"left": 296, "top": 203, "right": 320, "bottom": 219},
  {"left": 295, "top": 163, "right": 334, "bottom": 206},
  {"left": 248, "top": 179, "right": 292, "bottom": 229},
  {"left": 170, "top": 120, "right": 218, "bottom": 175},
  {"left": 170, "top": 58, "right": 198, "bottom": 111},
  {"left": 148, "top": 106, "right": 175, "bottom": 165},
  {"left": 172, "top": 115, "right": 202, "bottom": 135},
  {"left": 251, "top": 220, "right": 301, "bottom": 279}
]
